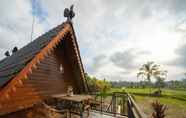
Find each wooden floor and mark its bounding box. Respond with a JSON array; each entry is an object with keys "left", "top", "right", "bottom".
[
  {"left": 89, "top": 111, "right": 128, "bottom": 118},
  {"left": 69, "top": 111, "right": 128, "bottom": 118},
  {"left": 0, "top": 106, "right": 128, "bottom": 118}
]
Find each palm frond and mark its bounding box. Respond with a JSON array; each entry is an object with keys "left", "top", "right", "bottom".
[
  {"left": 137, "top": 71, "right": 145, "bottom": 78},
  {"left": 151, "top": 100, "right": 167, "bottom": 118}
]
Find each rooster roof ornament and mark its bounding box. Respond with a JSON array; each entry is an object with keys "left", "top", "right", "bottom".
[{"left": 64, "top": 5, "right": 75, "bottom": 21}]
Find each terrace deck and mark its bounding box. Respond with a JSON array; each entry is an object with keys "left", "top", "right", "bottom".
[{"left": 70, "top": 111, "right": 128, "bottom": 118}]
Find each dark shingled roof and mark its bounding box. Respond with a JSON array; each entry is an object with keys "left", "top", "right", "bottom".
[{"left": 0, "top": 23, "right": 65, "bottom": 88}]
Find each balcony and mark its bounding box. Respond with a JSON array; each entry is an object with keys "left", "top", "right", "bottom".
[
  {"left": 43, "top": 92, "right": 146, "bottom": 118},
  {"left": 2, "top": 92, "right": 146, "bottom": 118}
]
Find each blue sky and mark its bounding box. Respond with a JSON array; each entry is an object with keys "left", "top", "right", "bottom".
[
  {"left": 0, "top": 0, "right": 186, "bottom": 81},
  {"left": 31, "top": 0, "right": 48, "bottom": 22}
]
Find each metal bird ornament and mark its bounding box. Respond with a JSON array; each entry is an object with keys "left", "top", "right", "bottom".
[{"left": 64, "top": 5, "right": 75, "bottom": 21}]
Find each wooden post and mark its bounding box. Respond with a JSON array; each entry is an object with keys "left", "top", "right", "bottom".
[
  {"left": 127, "top": 98, "right": 134, "bottom": 118},
  {"left": 122, "top": 95, "right": 126, "bottom": 114},
  {"left": 112, "top": 93, "right": 116, "bottom": 116},
  {"left": 79, "top": 101, "right": 84, "bottom": 118},
  {"left": 101, "top": 95, "right": 103, "bottom": 113}
]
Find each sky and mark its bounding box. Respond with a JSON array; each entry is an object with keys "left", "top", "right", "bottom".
[{"left": 0, "top": 0, "right": 186, "bottom": 81}]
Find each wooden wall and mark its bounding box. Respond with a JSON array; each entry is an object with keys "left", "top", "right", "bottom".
[
  {"left": 63, "top": 33, "right": 85, "bottom": 93},
  {"left": 0, "top": 36, "right": 81, "bottom": 115}
]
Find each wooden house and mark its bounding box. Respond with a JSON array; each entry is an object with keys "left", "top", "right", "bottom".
[{"left": 0, "top": 20, "right": 88, "bottom": 115}]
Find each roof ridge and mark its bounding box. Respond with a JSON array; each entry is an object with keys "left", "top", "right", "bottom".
[{"left": 0, "top": 23, "right": 65, "bottom": 64}]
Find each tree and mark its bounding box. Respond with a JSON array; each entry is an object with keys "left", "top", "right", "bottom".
[
  {"left": 85, "top": 73, "right": 98, "bottom": 92},
  {"left": 154, "top": 70, "right": 167, "bottom": 91},
  {"left": 85, "top": 73, "right": 111, "bottom": 93},
  {"left": 184, "top": 72, "right": 186, "bottom": 78},
  {"left": 155, "top": 77, "right": 164, "bottom": 90},
  {"left": 137, "top": 61, "right": 167, "bottom": 95}
]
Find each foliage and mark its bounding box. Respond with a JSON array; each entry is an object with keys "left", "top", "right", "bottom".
[
  {"left": 151, "top": 101, "right": 167, "bottom": 118},
  {"left": 111, "top": 79, "right": 186, "bottom": 89},
  {"left": 111, "top": 87, "right": 186, "bottom": 101},
  {"left": 137, "top": 61, "right": 167, "bottom": 82},
  {"left": 137, "top": 61, "right": 167, "bottom": 94},
  {"left": 155, "top": 77, "right": 165, "bottom": 91},
  {"left": 135, "top": 95, "right": 186, "bottom": 118},
  {"left": 85, "top": 73, "right": 111, "bottom": 94},
  {"left": 111, "top": 87, "right": 186, "bottom": 118},
  {"left": 167, "top": 80, "right": 186, "bottom": 89}
]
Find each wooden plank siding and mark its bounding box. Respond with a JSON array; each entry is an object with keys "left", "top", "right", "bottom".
[
  {"left": 62, "top": 33, "right": 85, "bottom": 93},
  {"left": 0, "top": 35, "right": 81, "bottom": 115},
  {"left": 0, "top": 22, "right": 88, "bottom": 116}
]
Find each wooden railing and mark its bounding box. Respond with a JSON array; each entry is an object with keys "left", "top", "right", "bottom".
[
  {"left": 127, "top": 94, "right": 147, "bottom": 118},
  {"left": 90, "top": 92, "right": 147, "bottom": 118}
]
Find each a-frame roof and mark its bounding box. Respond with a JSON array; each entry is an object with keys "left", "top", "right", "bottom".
[
  {"left": 0, "top": 23, "right": 66, "bottom": 88},
  {"left": 0, "top": 21, "right": 88, "bottom": 98}
]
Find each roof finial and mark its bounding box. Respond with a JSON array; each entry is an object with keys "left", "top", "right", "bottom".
[{"left": 64, "top": 5, "right": 75, "bottom": 21}]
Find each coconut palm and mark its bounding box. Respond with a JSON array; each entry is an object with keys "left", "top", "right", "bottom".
[{"left": 137, "top": 61, "right": 166, "bottom": 95}]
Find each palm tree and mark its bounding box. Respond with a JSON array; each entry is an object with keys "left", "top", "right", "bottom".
[{"left": 137, "top": 61, "right": 166, "bottom": 95}]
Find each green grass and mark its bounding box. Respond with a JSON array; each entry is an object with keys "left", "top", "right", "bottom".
[
  {"left": 110, "top": 87, "right": 186, "bottom": 118},
  {"left": 111, "top": 87, "right": 186, "bottom": 101}
]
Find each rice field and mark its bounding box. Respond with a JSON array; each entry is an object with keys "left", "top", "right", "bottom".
[{"left": 110, "top": 88, "right": 186, "bottom": 118}]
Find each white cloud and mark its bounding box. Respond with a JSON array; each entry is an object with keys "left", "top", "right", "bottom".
[
  {"left": 0, "top": 0, "right": 186, "bottom": 81},
  {"left": 0, "top": 0, "right": 45, "bottom": 58}
]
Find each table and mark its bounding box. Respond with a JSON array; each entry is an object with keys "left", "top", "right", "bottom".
[{"left": 52, "top": 94, "right": 92, "bottom": 118}]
